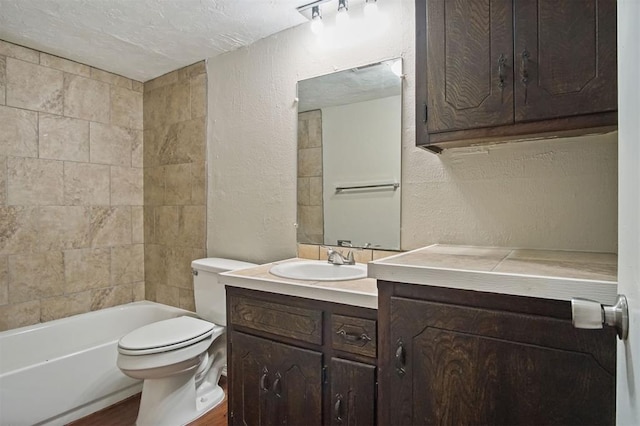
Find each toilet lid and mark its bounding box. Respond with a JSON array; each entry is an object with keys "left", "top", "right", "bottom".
[{"left": 118, "top": 316, "right": 216, "bottom": 354}]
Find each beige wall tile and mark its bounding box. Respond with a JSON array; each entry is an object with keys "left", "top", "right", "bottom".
[
  {"left": 298, "top": 205, "right": 323, "bottom": 238},
  {"left": 143, "top": 79, "right": 190, "bottom": 129},
  {"left": 132, "top": 281, "right": 145, "bottom": 301},
  {"left": 132, "top": 206, "right": 144, "bottom": 244},
  {"left": 179, "top": 288, "right": 195, "bottom": 312},
  {"left": 145, "top": 244, "right": 166, "bottom": 288},
  {"left": 155, "top": 284, "right": 179, "bottom": 307},
  {"left": 9, "top": 251, "right": 64, "bottom": 303},
  {"left": 181, "top": 61, "right": 206, "bottom": 79},
  {"left": 40, "top": 53, "right": 91, "bottom": 77},
  {"left": 164, "top": 163, "right": 192, "bottom": 205},
  {"left": 142, "top": 128, "right": 160, "bottom": 167},
  {"left": 111, "top": 166, "right": 143, "bottom": 206},
  {"left": 0, "top": 156, "right": 6, "bottom": 205},
  {"left": 89, "top": 206, "right": 132, "bottom": 247},
  {"left": 63, "top": 74, "right": 110, "bottom": 123},
  {"left": 91, "top": 284, "right": 132, "bottom": 310},
  {"left": 190, "top": 73, "right": 206, "bottom": 119},
  {"left": 0, "top": 105, "right": 38, "bottom": 157},
  {"left": 353, "top": 249, "right": 373, "bottom": 263},
  {"left": 0, "top": 56, "right": 5, "bottom": 106},
  {"left": 37, "top": 206, "right": 90, "bottom": 251},
  {"left": 298, "top": 177, "right": 310, "bottom": 206},
  {"left": 0, "top": 300, "right": 40, "bottom": 331},
  {"left": 143, "top": 206, "right": 155, "bottom": 244},
  {"left": 64, "top": 248, "right": 110, "bottom": 293},
  {"left": 41, "top": 291, "right": 91, "bottom": 322},
  {"left": 131, "top": 130, "right": 143, "bottom": 168},
  {"left": 0, "top": 40, "right": 39, "bottom": 63},
  {"left": 179, "top": 205, "right": 205, "bottom": 248},
  {"left": 154, "top": 206, "right": 179, "bottom": 245},
  {"left": 64, "top": 162, "right": 110, "bottom": 205},
  {"left": 90, "top": 122, "right": 133, "bottom": 166},
  {"left": 297, "top": 244, "right": 320, "bottom": 260},
  {"left": 165, "top": 246, "right": 194, "bottom": 290},
  {"left": 7, "top": 157, "right": 63, "bottom": 205},
  {"left": 0, "top": 255, "right": 7, "bottom": 305},
  {"left": 132, "top": 80, "right": 144, "bottom": 93},
  {"left": 111, "top": 244, "right": 144, "bottom": 284},
  {"left": 309, "top": 177, "right": 323, "bottom": 206},
  {"left": 0, "top": 207, "right": 38, "bottom": 256},
  {"left": 157, "top": 118, "right": 206, "bottom": 165},
  {"left": 143, "top": 167, "right": 164, "bottom": 205},
  {"left": 144, "top": 69, "right": 179, "bottom": 93},
  {"left": 111, "top": 86, "right": 143, "bottom": 130},
  {"left": 191, "top": 161, "right": 206, "bottom": 205},
  {"left": 6, "top": 58, "right": 63, "bottom": 114},
  {"left": 90, "top": 68, "right": 132, "bottom": 89},
  {"left": 39, "top": 113, "right": 89, "bottom": 162},
  {"left": 298, "top": 147, "right": 322, "bottom": 177},
  {"left": 372, "top": 250, "right": 401, "bottom": 260}
]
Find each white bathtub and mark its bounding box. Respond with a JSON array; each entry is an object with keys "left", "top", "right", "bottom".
[{"left": 0, "top": 301, "right": 193, "bottom": 426}]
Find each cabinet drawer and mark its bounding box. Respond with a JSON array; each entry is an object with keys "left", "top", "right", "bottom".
[
  {"left": 331, "top": 314, "right": 377, "bottom": 358},
  {"left": 229, "top": 295, "right": 322, "bottom": 344}
]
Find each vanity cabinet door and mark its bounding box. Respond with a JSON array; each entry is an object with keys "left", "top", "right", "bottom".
[
  {"left": 330, "top": 358, "right": 376, "bottom": 426},
  {"left": 513, "top": 0, "right": 617, "bottom": 122},
  {"left": 384, "top": 296, "right": 615, "bottom": 425},
  {"left": 230, "top": 332, "right": 323, "bottom": 426}
]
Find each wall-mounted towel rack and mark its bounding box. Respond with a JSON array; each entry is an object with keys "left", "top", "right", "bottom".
[{"left": 335, "top": 182, "right": 400, "bottom": 193}]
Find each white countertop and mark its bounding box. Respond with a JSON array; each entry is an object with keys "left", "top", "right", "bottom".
[
  {"left": 220, "top": 258, "right": 378, "bottom": 309},
  {"left": 368, "top": 244, "right": 618, "bottom": 305}
]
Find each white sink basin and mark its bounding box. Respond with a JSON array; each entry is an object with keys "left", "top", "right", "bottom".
[{"left": 269, "top": 260, "right": 367, "bottom": 281}]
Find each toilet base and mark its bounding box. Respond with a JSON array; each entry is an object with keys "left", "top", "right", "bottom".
[{"left": 135, "top": 370, "right": 224, "bottom": 426}]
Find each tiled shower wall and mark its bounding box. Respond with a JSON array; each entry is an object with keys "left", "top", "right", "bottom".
[
  {"left": 143, "top": 62, "right": 207, "bottom": 311},
  {"left": 0, "top": 40, "right": 144, "bottom": 331},
  {"left": 297, "top": 110, "right": 323, "bottom": 245}
]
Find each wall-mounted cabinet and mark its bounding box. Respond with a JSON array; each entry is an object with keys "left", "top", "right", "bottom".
[{"left": 416, "top": 0, "right": 618, "bottom": 152}]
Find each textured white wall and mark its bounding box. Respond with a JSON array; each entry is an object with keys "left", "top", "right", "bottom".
[{"left": 206, "top": 0, "right": 617, "bottom": 263}]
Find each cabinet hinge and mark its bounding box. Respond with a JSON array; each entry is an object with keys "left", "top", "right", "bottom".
[{"left": 322, "top": 365, "right": 328, "bottom": 384}]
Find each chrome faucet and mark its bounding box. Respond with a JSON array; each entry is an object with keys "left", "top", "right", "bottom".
[{"left": 326, "top": 247, "right": 355, "bottom": 265}]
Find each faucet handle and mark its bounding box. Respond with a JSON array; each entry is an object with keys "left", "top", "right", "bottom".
[{"left": 345, "top": 250, "right": 355, "bottom": 263}]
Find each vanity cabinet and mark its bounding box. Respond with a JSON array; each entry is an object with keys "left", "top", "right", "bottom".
[
  {"left": 377, "top": 281, "right": 616, "bottom": 425},
  {"left": 227, "top": 287, "right": 378, "bottom": 426},
  {"left": 416, "top": 0, "right": 618, "bottom": 152}
]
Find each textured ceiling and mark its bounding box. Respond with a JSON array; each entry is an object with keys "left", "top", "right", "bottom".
[{"left": 0, "top": 0, "right": 309, "bottom": 81}]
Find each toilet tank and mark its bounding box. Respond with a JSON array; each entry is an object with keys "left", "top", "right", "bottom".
[{"left": 191, "top": 258, "right": 257, "bottom": 325}]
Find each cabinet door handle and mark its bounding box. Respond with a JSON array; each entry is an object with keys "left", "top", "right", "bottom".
[
  {"left": 336, "top": 328, "right": 372, "bottom": 343},
  {"left": 272, "top": 372, "right": 283, "bottom": 398},
  {"left": 334, "top": 393, "right": 344, "bottom": 423},
  {"left": 521, "top": 49, "right": 530, "bottom": 104},
  {"left": 395, "top": 339, "right": 406, "bottom": 377},
  {"left": 259, "top": 366, "right": 269, "bottom": 392},
  {"left": 497, "top": 53, "right": 507, "bottom": 89}
]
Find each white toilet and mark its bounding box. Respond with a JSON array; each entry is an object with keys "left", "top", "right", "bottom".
[{"left": 117, "top": 258, "right": 256, "bottom": 426}]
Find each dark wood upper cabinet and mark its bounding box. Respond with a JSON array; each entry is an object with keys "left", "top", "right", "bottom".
[{"left": 417, "top": 0, "right": 618, "bottom": 152}]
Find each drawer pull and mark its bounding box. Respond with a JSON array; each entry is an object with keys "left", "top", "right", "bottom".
[
  {"left": 336, "top": 328, "right": 372, "bottom": 343},
  {"left": 334, "top": 393, "right": 344, "bottom": 423},
  {"left": 259, "top": 366, "right": 269, "bottom": 392}
]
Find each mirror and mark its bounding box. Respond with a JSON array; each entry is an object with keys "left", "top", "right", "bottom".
[{"left": 297, "top": 59, "right": 402, "bottom": 250}]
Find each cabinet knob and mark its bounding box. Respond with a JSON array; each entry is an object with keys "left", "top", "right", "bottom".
[
  {"left": 334, "top": 394, "right": 344, "bottom": 423},
  {"left": 571, "top": 294, "right": 629, "bottom": 340},
  {"left": 272, "top": 372, "right": 283, "bottom": 398},
  {"left": 259, "top": 366, "right": 269, "bottom": 392}
]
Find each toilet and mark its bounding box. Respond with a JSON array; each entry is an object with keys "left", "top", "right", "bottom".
[{"left": 116, "top": 258, "right": 256, "bottom": 426}]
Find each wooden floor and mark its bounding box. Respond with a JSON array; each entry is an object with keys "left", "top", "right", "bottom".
[{"left": 68, "top": 378, "right": 228, "bottom": 426}]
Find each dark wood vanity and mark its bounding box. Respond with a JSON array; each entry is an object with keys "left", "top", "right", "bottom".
[{"left": 226, "top": 287, "right": 377, "bottom": 426}]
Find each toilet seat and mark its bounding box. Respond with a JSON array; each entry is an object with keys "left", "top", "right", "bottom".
[{"left": 118, "top": 316, "right": 216, "bottom": 356}]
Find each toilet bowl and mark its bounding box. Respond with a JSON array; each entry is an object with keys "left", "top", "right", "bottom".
[{"left": 116, "top": 258, "right": 256, "bottom": 426}]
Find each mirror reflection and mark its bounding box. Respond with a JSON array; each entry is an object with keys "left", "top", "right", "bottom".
[{"left": 297, "top": 59, "right": 402, "bottom": 250}]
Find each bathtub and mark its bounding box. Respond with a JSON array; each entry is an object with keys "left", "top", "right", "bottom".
[{"left": 0, "top": 301, "right": 193, "bottom": 425}]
